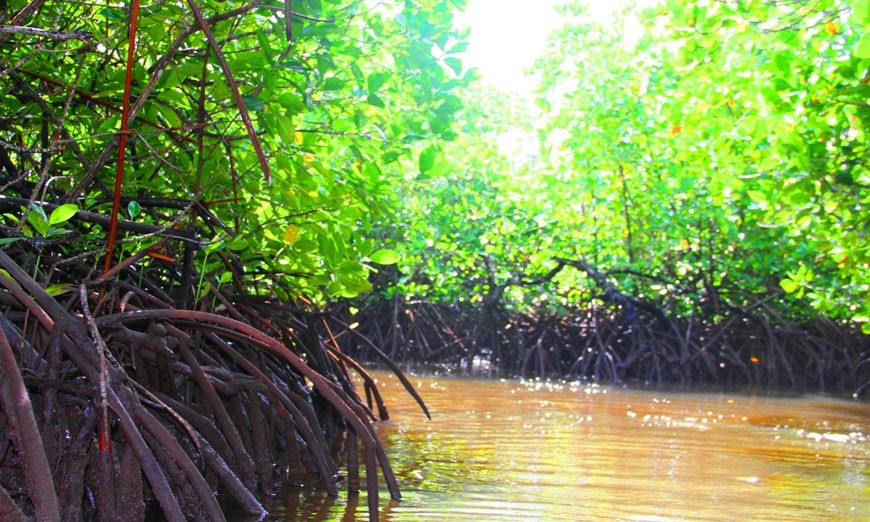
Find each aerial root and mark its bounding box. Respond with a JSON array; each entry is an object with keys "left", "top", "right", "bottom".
[
  {"left": 0, "top": 249, "right": 403, "bottom": 521},
  {"left": 338, "top": 260, "right": 868, "bottom": 395}
]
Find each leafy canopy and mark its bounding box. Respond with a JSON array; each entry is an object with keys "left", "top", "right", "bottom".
[
  {"left": 2, "top": 0, "right": 470, "bottom": 301},
  {"left": 378, "top": 0, "right": 869, "bottom": 331}
]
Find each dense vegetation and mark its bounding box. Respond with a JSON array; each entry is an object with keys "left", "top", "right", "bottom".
[
  {"left": 380, "top": 0, "right": 870, "bottom": 325},
  {"left": 0, "top": 0, "right": 867, "bottom": 520},
  {"left": 0, "top": 0, "right": 464, "bottom": 520},
  {"left": 341, "top": 0, "right": 869, "bottom": 395}
]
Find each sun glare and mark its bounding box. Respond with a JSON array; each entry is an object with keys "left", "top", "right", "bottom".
[{"left": 455, "top": 0, "right": 648, "bottom": 93}]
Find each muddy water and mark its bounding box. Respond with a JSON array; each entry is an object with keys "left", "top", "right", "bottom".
[{"left": 270, "top": 373, "right": 869, "bottom": 521}]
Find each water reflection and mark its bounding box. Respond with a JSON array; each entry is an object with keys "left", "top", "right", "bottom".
[{"left": 268, "top": 373, "right": 869, "bottom": 521}]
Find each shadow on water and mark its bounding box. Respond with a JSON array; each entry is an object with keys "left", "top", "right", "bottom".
[{"left": 264, "top": 372, "right": 869, "bottom": 521}]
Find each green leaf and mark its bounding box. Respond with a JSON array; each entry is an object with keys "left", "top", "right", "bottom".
[
  {"left": 351, "top": 62, "right": 365, "bottom": 87},
  {"left": 780, "top": 278, "right": 799, "bottom": 293},
  {"left": 367, "top": 72, "right": 390, "bottom": 92},
  {"left": 49, "top": 204, "right": 78, "bottom": 226},
  {"left": 242, "top": 95, "right": 265, "bottom": 111},
  {"left": 127, "top": 200, "right": 141, "bottom": 219},
  {"left": 205, "top": 240, "right": 225, "bottom": 254},
  {"left": 29, "top": 204, "right": 48, "bottom": 223},
  {"left": 849, "top": 0, "right": 870, "bottom": 25},
  {"left": 369, "top": 248, "right": 400, "bottom": 265},
  {"left": 339, "top": 272, "right": 373, "bottom": 294},
  {"left": 419, "top": 146, "right": 440, "bottom": 175},
  {"left": 44, "top": 283, "right": 73, "bottom": 296},
  {"left": 27, "top": 210, "right": 49, "bottom": 237},
  {"left": 326, "top": 280, "right": 345, "bottom": 297},
  {"left": 228, "top": 236, "right": 249, "bottom": 251},
  {"left": 444, "top": 57, "right": 463, "bottom": 75},
  {"left": 747, "top": 191, "right": 767, "bottom": 203},
  {"left": 322, "top": 77, "right": 345, "bottom": 91},
  {"left": 383, "top": 150, "right": 401, "bottom": 164},
  {"left": 45, "top": 227, "right": 73, "bottom": 238},
  {"left": 854, "top": 32, "right": 870, "bottom": 58},
  {"left": 0, "top": 269, "right": 19, "bottom": 287},
  {"left": 277, "top": 92, "right": 304, "bottom": 113}
]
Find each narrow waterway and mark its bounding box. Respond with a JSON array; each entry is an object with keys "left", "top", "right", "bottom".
[{"left": 268, "top": 372, "right": 869, "bottom": 521}]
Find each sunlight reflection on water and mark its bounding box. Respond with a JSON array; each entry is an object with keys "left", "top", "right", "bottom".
[{"left": 267, "top": 372, "right": 870, "bottom": 521}]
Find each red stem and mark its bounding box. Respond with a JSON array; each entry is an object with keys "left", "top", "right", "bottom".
[{"left": 103, "top": 0, "right": 142, "bottom": 273}]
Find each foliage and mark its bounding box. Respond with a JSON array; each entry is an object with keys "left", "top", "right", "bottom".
[
  {"left": 645, "top": 0, "right": 870, "bottom": 328},
  {"left": 378, "top": 0, "right": 868, "bottom": 336},
  {"left": 0, "top": 0, "right": 470, "bottom": 301},
  {"left": 383, "top": 88, "right": 557, "bottom": 308},
  {"left": 3, "top": 0, "right": 867, "bottom": 327},
  {"left": 1, "top": 3, "right": 475, "bottom": 517}
]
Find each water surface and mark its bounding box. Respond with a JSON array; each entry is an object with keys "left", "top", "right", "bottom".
[{"left": 270, "top": 372, "right": 869, "bottom": 521}]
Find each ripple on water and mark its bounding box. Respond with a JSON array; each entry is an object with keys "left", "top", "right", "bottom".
[{"left": 266, "top": 373, "right": 870, "bottom": 521}]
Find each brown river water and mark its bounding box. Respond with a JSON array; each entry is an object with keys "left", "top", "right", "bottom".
[{"left": 266, "top": 372, "right": 869, "bottom": 521}]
